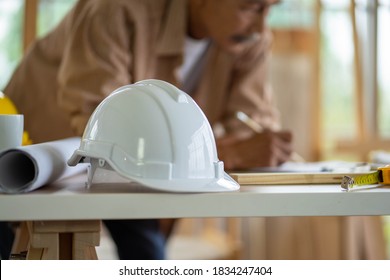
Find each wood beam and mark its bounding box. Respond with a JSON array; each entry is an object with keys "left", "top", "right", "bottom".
[{"left": 23, "top": 0, "right": 38, "bottom": 53}]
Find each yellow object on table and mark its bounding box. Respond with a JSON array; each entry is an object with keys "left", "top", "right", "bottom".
[{"left": 0, "top": 91, "right": 32, "bottom": 145}]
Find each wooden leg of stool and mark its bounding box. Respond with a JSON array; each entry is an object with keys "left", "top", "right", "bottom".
[
  {"left": 85, "top": 246, "right": 98, "bottom": 260},
  {"left": 11, "top": 222, "right": 29, "bottom": 255},
  {"left": 29, "top": 233, "right": 59, "bottom": 260},
  {"left": 23, "top": 220, "right": 101, "bottom": 260},
  {"left": 26, "top": 222, "right": 60, "bottom": 260},
  {"left": 25, "top": 222, "right": 43, "bottom": 260},
  {"left": 73, "top": 232, "right": 100, "bottom": 260},
  {"left": 26, "top": 247, "right": 44, "bottom": 260}
]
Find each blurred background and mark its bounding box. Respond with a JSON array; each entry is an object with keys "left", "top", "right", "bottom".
[{"left": 0, "top": 0, "right": 389, "bottom": 259}]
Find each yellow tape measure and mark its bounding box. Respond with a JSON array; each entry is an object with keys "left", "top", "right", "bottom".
[{"left": 341, "top": 165, "right": 390, "bottom": 191}]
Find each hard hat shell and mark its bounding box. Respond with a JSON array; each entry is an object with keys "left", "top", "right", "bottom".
[{"left": 68, "top": 79, "right": 239, "bottom": 192}]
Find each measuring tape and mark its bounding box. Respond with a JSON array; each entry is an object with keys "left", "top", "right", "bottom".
[{"left": 341, "top": 165, "right": 390, "bottom": 191}]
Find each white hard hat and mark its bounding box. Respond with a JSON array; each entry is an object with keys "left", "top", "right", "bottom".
[{"left": 68, "top": 79, "right": 239, "bottom": 192}]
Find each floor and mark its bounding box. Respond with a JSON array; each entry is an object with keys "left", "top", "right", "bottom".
[{"left": 95, "top": 223, "right": 236, "bottom": 260}]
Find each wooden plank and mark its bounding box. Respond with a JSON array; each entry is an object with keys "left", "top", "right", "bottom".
[
  {"left": 11, "top": 222, "right": 29, "bottom": 254},
  {"left": 33, "top": 220, "right": 101, "bottom": 233},
  {"left": 73, "top": 232, "right": 100, "bottom": 260},
  {"left": 229, "top": 172, "right": 375, "bottom": 185},
  {"left": 312, "top": 0, "right": 322, "bottom": 161},
  {"left": 29, "top": 232, "right": 59, "bottom": 260},
  {"left": 350, "top": 0, "right": 366, "bottom": 147},
  {"left": 23, "top": 0, "right": 38, "bottom": 53},
  {"left": 26, "top": 247, "right": 44, "bottom": 260}
]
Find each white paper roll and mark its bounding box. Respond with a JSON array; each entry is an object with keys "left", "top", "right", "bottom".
[{"left": 0, "top": 137, "right": 87, "bottom": 193}]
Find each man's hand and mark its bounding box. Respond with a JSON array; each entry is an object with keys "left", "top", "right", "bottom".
[{"left": 216, "top": 130, "right": 293, "bottom": 170}]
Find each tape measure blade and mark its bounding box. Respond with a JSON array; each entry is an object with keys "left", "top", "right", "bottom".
[
  {"left": 351, "top": 171, "right": 380, "bottom": 185},
  {"left": 341, "top": 171, "right": 381, "bottom": 191}
]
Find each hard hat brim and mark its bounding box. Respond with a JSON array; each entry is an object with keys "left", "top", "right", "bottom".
[
  {"left": 68, "top": 150, "right": 239, "bottom": 193},
  {"left": 129, "top": 172, "right": 240, "bottom": 193}
]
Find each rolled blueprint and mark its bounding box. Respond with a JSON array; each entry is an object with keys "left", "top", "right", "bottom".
[{"left": 0, "top": 137, "right": 87, "bottom": 193}]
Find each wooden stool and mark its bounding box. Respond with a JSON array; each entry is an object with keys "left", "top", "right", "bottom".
[{"left": 12, "top": 220, "right": 101, "bottom": 260}]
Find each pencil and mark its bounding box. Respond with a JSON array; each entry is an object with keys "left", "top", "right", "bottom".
[{"left": 235, "top": 111, "right": 305, "bottom": 163}]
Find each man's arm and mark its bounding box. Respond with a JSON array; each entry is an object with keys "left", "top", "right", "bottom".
[{"left": 217, "top": 31, "right": 294, "bottom": 169}]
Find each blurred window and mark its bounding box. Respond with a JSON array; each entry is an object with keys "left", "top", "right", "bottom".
[
  {"left": 269, "top": 0, "right": 389, "bottom": 160},
  {"left": 0, "top": 0, "right": 76, "bottom": 90}
]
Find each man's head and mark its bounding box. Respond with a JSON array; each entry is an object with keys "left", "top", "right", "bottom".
[{"left": 188, "top": 0, "right": 279, "bottom": 54}]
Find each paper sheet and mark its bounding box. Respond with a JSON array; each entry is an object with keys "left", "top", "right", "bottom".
[
  {"left": 370, "top": 151, "right": 390, "bottom": 165},
  {"left": 0, "top": 137, "right": 87, "bottom": 193}
]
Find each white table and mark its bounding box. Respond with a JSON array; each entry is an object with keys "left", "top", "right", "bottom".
[
  {"left": 1, "top": 173, "right": 390, "bottom": 221},
  {"left": 2, "top": 173, "right": 390, "bottom": 259}
]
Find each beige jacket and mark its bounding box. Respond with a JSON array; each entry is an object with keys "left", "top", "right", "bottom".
[{"left": 4, "top": 0, "right": 279, "bottom": 144}]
